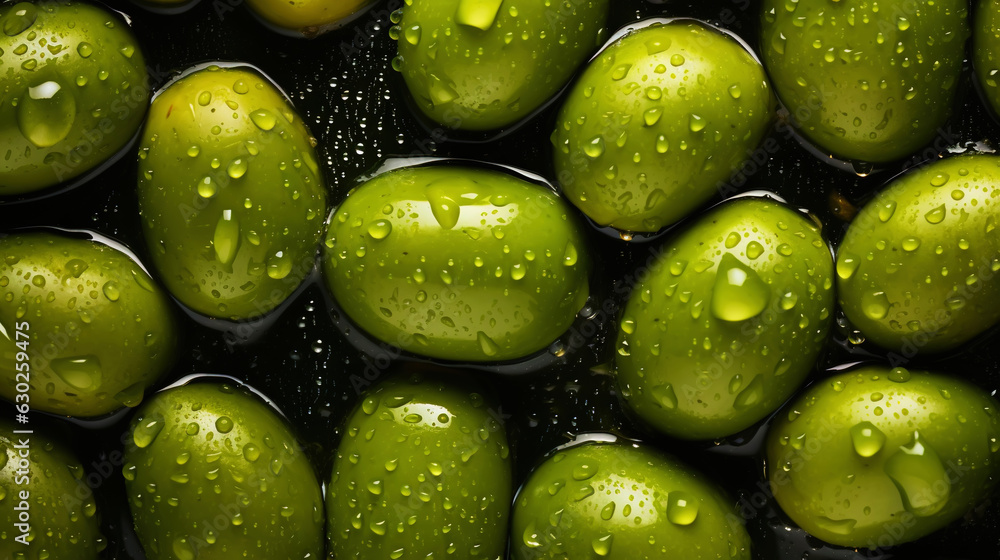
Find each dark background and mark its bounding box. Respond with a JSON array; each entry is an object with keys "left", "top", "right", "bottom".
[{"left": 1, "top": 0, "right": 998, "bottom": 558}]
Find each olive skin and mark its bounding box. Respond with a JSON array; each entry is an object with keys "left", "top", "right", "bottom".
[
  {"left": 616, "top": 198, "right": 834, "bottom": 440},
  {"left": 123, "top": 382, "right": 324, "bottom": 560},
  {"left": 322, "top": 165, "right": 591, "bottom": 362},
  {"left": 767, "top": 366, "right": 1000, "bottom": 548},
  {"left": 837, "top": 155, "right": 1000, "bottom": 354},
  {"left": 510, "top": 437, "right": 752, "bottom": 559},
  {"left": 0, "top": 419, "right": 103, "bottom": 559},
  {"left": 0, "top": 232, "right": 178, "bottom": 417},
  {"left": 0, "top": 1, "right": 149, "bottom": 195},
  {"left": 246, "top": 0, "right": 378, "bottom": 38},
  {"left": 394, "top": 0, "right": 609, "bottom": 130},
  {"left": 553, "top": 20, "right": 775, "bottom": 233},
  {"left": 326, "top": 375, "right": 513, "bottom": 560},
  {"left": 975, "top": 0, "right": 1000, "bottom": 118},
  {"left": 761, "top": 0, "right": 969, "bottom": 164},
  {"left": 136, "top": 65, "right": 327, "bottom": 321}
]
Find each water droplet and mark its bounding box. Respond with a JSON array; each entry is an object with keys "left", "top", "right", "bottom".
[
  {"left": 51, "top": 355, "right": 102, "bottom": 391},
  {"left": 592, "top": 533, "right": 614, "bottom": 556},
  {"left": 850, "top": 421, "right": 886, "bottom": 457},
  {"left": 884, "top": 432, "right": 950, "bottom": 517},
  {"left": 901, "top": 237, "right": 921, "bottom": 252},
  {"left": 197, "top": 176, "right": 218, "bottom": 199},
  {"left": 878, "top": 201, "right": 897, "bottom": 222},
  {"left": 4, "top": 3, "right": 37, "bottom": 36},
  {"left": 643, "top": 107, "right": 662, "bottom": 127},
  {"left": 563, "top": 242, "right": 578, "bottom": 266},
  {"left": 733, "top": 375, "right": 764, "bottom": 410},
  {"left": 837, "top": 254, "right": 859, "bottom": 280},
  {"left": 612, "top": 64, "right": 631, "bottom": 80},
  {"left": 651, "top": 384, "right": 677, "bottom": 409},
  {"left": 670, "top": 53, "right": 685, "bottom": 66},
  {"left": 584, "top": 137, "right": 605, "bottom": 158},
  {"left": 746, "top": 241, "right": 764, "bottom": 260},
  {"left": 711, "top": 254, "right": 770, "bottom": 321},
  {"left": 215, "top": 416, "right": 234, "bottom": 433},
  {"left": 522, "top": 522, "right": 542, "bottom": 548},
  {"left": 250, "top": 109, "right": 277, "bottom": 131},
  {"left": 267, "top": 251, "right": 292, "bottom": 279},
  {"left": 924, "top": 205, "right": 946, "bottom": 224},
  {"left": 889, "top": 367, "right": 911, "bottom": 382},
  {"left": 861, "top": 291, "right": 890, "bottom": 320},
  {"left": 689, "top": 114, "right": 706, "bottom": 132},
  {"left": 815, "top": 516, "right": 858, "bottom": 535},
  {"left": 728, "top": 84, "right": 742, "bottom": 99},
  {"left": 133, "top": 414, "right": 165, "bottom": 448},
  {"left": 227, "top": 158, "right": 248, "bottom": 179},
  {"left": 172, "top": 537, "right": 196, "bottom": 560},
  {"left": 780, "top": 291, "right": 798, "bottom": 310},
  {"left": 214, "top": 211, "right": 241, "bottom": 266},
  {"left": 600, "top": 501, "right": 616, "bottom": 520},
  {"left": 18, "top": 81, "right": 76, "bottom": 148},
  {"left": 243, "top": 443, "right": 260, "bottom": 462},
  {"left": 477, "top": 331, "right": 499, "bottom": 357},
  {"left": 667, "top": 491, "right": 699, "bottom": 525},
  {"left": 573, "top": 463, "right": 597, "bottom": 481},
  {"left": 368, "top": 219, "right": 392, "bottom": 240}
]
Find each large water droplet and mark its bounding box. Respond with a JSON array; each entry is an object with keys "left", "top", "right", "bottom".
[
  {"left": 214, "top": 210, "right": 241, "bottom": 266},
  {"left": 266, "top": 251, "right": 292, "bottom": 279},
  {"left": 733, "top": 375, "right": 764, "bottom": 410},
  {"left": 667, "top": 491, "right": 699, "bottom": 525},
  {"left": 861, "top": 291, "right": 890, "bottom": 320},
  {"left": 837, "top": 254, "right": 859, "bottom": 280},
  {"left": 18, "top": 81, "right": 76, "bottom": 148},
  {"left": 4, "top": 3, "right": 37, "bottom": 36},
  {"left": 368, "top": 219, "right": 392, "bottom": 239},
  {"left": 584, "top": 137, "right": 605, "bottom": 158},
  {"left": 711, "top": 254, "right": 770, "bottom": 322},
  {"left": 689, "top": 114, "right": 706, "bottom": 132},
  {"left": 250, "top": 109, "right": 277, "bottom": 131},
  {"left": 427, "top": 181, "right": 461, "bottom": 229},
  {"left": 850, "top": 421, "right": 886, "bottom": 457},
  {"left": 227, "top": 158, "right": 248, "bottom": 179},
  {"left": 133, "top": 413, "right": 165, "bottom": 448},
  {"left": 50, "top": 355, "right": 102, "bottom": 392},
  {"left": 924, "top": 205, "right": 946, "bottom": 224},
  {"left": 477, "top": 331, "right": 499, "bottom": 357},
  {"left": 591, "top": 533, "right": 614, "bottom": 556},
  {"left": 651, "top": 384, "right": 677, "bottom": 409},
  {"left": 884, "top": 431, "right": 950, "bottom": 517}
]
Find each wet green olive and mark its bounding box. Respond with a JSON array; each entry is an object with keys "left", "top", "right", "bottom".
[
  {"left": 553, "top": 20, "right": 775, "bottom": 232},
  {"left": 761, "top": 0, "right": 969, "bottom": 164},
  {"left": 136, "top": 64, "right": 327, "bottom": 321},
  {"left": 246, "top": 0, "right": 379, "bottom": 38},
  {"left": 0, "top": 231, "right": 178, "bottom": 417},
  {"left": 511, "top": 436, "right": 752, "bottom": 559},
  {"left": 837, "top": 154, "right": 1000, "bottom": 354},
  {"left": 0, "top": 419, "right": 104, "bottom": 559},
  {"left": 616, "top": 198, "right": 834, "bottom": 439},
  {"left": 767, "top": 366, "right": 1000, "bottom": 548},
  {"left": 326, "top": 374, "right": 513, "bottom": 559},
  {"left": 393, "top": 0, "right": 609, "bottom": 130},
  {"left": 0, "top": 1, "right": 149, "bottom": 195},
  {"left": 322, "top": 165, "right": 591, "bottom": 362},
  {"left": 124, "top": 382, "right": 324, "bottom": 559}
]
